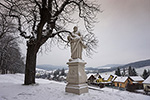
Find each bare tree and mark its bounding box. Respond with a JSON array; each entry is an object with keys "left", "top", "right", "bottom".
[
  {"left": 0, "top": 35, "right": 25, "bottom": 74},
  {"left": 0, "top": 13, "right": 17, "bottom": 39},
  {"left": 0, "top": 11, "right": 24, "bottom": 74},
  {"left": 0, "top": 0, "right": 100, "bottom": 85}
]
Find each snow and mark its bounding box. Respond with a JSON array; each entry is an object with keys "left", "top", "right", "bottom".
[
  {"left": 101, "top": 74, "right": 110, "bottom": 80},
  {"left": 130, "top": 76, "right": 144, "bottom": 81},
  {"left": 136, "top": 66, "right": 150, "bottom": 75},
  {"left": 114, "top": 77, "right": 128, "bottom": 82},
  {"left": 68, "top": 58, "right": 86, "bottom": 63},
  {"left": 143, "top": 76, "right": 150, "bottom": 84},
  {"left": 67, "top": 84, "right": 88, "bottom": 89},
  {"left": 0, "top": 74, "right": 150, "bottom": 100},
  {"left": 98, "top": 67, "right": 111, "bottom": 69},
  {"left": 36, "top": 68, "right": 52, "bottom": 76},
  {"left": 87, "top": 73, "right": 100, "bottom": 80},
  {"left": 87, "top": 73, "right": 95, "bottom": 79}
]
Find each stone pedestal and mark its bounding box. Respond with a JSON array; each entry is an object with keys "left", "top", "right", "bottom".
[{"left": 65, "top": 59, "right": 88, "bottom": 95}]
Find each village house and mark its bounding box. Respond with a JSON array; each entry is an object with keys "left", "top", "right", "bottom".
[
  {"left": 143, "top": 76, "right": 150, "bottom": 93},
  {"left": 113, "top": 76, "right": 144, "bottom": 91},
  {"left": 113, "top": 77, "right": 131, "bottom": 88},
  {"left": 87, "top": 73, "right": 101, "bottom": 84},
  {"left": 87, "top": 74, "right": 117, "bottom": 85},
  {"left": 130, "top": 76, "right": 144, "bottom": 84},
  {"left": 98, "top": 75, "right": 114, "bottom": 82},
  {"left": 126, "top": 76, "right": 144, "bottom": 90},
  {"left": 96, "top": 74, "right": 117, "bottom": 84},
  {"left": 87, "top": 73, "right": 145, "bottom": 91},
  {"left": 95, "top": 74, "right": 112, "bottom": 86},
  {"left": 87, "top": 75, "right": 96, "bottom": 84}
]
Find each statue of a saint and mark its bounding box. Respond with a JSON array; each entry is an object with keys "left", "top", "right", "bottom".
[{"left": 68, "top": 26, "right": 86, "bottom": 61}]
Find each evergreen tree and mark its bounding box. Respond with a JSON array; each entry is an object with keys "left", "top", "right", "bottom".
[
  {"left": 53, "top": 69, "right": 60, "bottom": 80},
  {"left": 148, "top": 70, "right": 150, "bottom": 75},
  {"left": 132, "top": 68, "right": 137, "bottom": 76},
  {"left": 115, "top": 70, "right": 117, "bottom": 76},
  {"left": 142, "top": 69, "right": 149, "bottom": 79},
  {"left": 122, "top": 68, "right": 126, "bottom": 76},
  {"left": 60, "top": 68, "right": 66, "bottom": 76},
  {"left": 115, "top": 67, "right": 121, "bottom": 76},
  {"left": 128, "top": 66, "right": 132, "bottom": 76},
  {"left": 128, "top": 66, "right": 137, "bottom": 76}
]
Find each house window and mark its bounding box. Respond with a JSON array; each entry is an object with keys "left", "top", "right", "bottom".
[
  {"left": 120, "top": 83, "right": 122, "bottom": 87},
  {"left": 128, "top": 79, "right": 130, "bottom": 84},
  {"left": 117, "top": 83, "right": 119, "bottom": 87},
  {"left": 147, "top": 86, "right": 150, "bottom": 89}
]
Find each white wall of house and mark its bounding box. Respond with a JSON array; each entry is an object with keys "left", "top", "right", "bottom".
[{"left": 143, "top": 84, "right": 150, "bottom": 92}]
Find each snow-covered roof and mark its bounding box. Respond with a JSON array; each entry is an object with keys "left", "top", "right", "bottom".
[
  {"left": 87, "top": 73, "right": 95, "bottom": 79},
  {"left": 130, "top": 76, "right": 144, "bottom": 81},
  {"left": 114, "top": 77, "right": 128, "bottom": 83},
  {"left": 87, "top": 73, "right": 101, "bottom": 79},
  {"left": 94, "top": 74, "right": 100, "bottom": 79},
  {"left": 143, "top": 76, "right": 150, "bottom": 84},
  {"left": 112, "top": 75, "right": 117, "bottom": 81},
  {"left": 59, "top": 76, "right": 66, "bottom": 79},
  {"left": 133, "top": 81, "right": 138, "bottom": 84},
  {"left": 101, "top": 75, "right": 110, "bottom": 80},
  {"left": 87, "top": 74, "right": 117, "bottom": 80}
]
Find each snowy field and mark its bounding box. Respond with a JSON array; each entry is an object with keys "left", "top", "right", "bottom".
[{"left": 0, "top": 74, "right": 150, "bottom": 100}]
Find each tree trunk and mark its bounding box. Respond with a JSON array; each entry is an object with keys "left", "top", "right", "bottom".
[
  {"left": 24, "top": 44, "right": 38, "bottom": 85},
  {"left": 1, "top": 69, "right": 5, "bottom": 74}
]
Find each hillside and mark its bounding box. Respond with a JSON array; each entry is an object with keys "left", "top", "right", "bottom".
[
  {"left": 96, "top": 59, "right": 150, "bottom": 73},
  {"left": 36, "top": 59, "right": 150, "bottom": 74},
  {"left": 0, "top": 74, "right": 150, "bottom": 100},
  {"left": 97, "top": 64, "right": 123, "bottom": 69},
  {"left": 119, "top": 59, "right": 150, "bottom": 69},
  {"left": 36, "top": 64, "right": 67, "bottom": 70}
]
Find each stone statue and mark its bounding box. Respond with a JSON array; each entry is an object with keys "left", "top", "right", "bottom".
[
  {"left": 68, "top": 26, "right": 86, "bottom": 61},
  {"left": 66, "top": 26, "right": 88, "bottom": 94}
]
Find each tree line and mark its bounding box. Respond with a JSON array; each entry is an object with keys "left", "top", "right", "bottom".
[
  {"left": 115, "top": 66, "right": 137, "bottom": 76},
  {"left": 36, "top": 68, "right": 67, "bottom": 81},
  {"left": 0, "top": 14, "right": 25, "bottom": 74},
  {"left": 115, "top": 66, "right": 150, "bottom": 79}
]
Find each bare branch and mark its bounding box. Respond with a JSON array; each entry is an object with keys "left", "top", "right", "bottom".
[
  {"left": 9, "top": 15, "right": 31, "bottom": 39},
  {"left": 54, "top": 0, "right": 69, "bottom": 17},
  {"left": 57, "top": 34, "right": 68, "bottom": 43},
  {"left": 0, "top": 0, "right": 100, "bottom": 56},
  {"left": 34, "top": 0, "right": 41, "bottom": 10},
  {"left": 52, "top": 30, "right": 72, "bottom": 36}
]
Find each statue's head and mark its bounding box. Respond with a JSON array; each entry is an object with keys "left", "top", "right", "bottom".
[{"left": 73, "top": 26, "right": 78, "bottom": 32}]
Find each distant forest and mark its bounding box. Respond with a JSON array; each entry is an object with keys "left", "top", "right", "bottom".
[{"left": 86, "top": 59, "right": 150, "bottom": 73}]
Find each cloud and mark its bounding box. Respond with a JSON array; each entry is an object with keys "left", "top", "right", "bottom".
[{"left": 20, "top": 0, "right": 150, "bottom": 67}]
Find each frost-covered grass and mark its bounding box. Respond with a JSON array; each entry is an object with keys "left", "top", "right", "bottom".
[{"left": 0, "top": 74, "right": 150, "bottom": 100}]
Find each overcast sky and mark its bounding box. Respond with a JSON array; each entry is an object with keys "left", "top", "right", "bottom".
[{"left": 21, "top": 0, "right": 150, "bottom": 67}]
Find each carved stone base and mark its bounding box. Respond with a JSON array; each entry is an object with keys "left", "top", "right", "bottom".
[
  {"left": 65, "top": 59, "right": 88, "bottom": 95},
  {"left": 66, "top": 83, "right": 88, "bottom": 95}
]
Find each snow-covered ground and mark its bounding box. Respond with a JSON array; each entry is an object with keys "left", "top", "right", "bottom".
[{"left": 0, "top": 74, "right": 150, "bottom": 100}]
